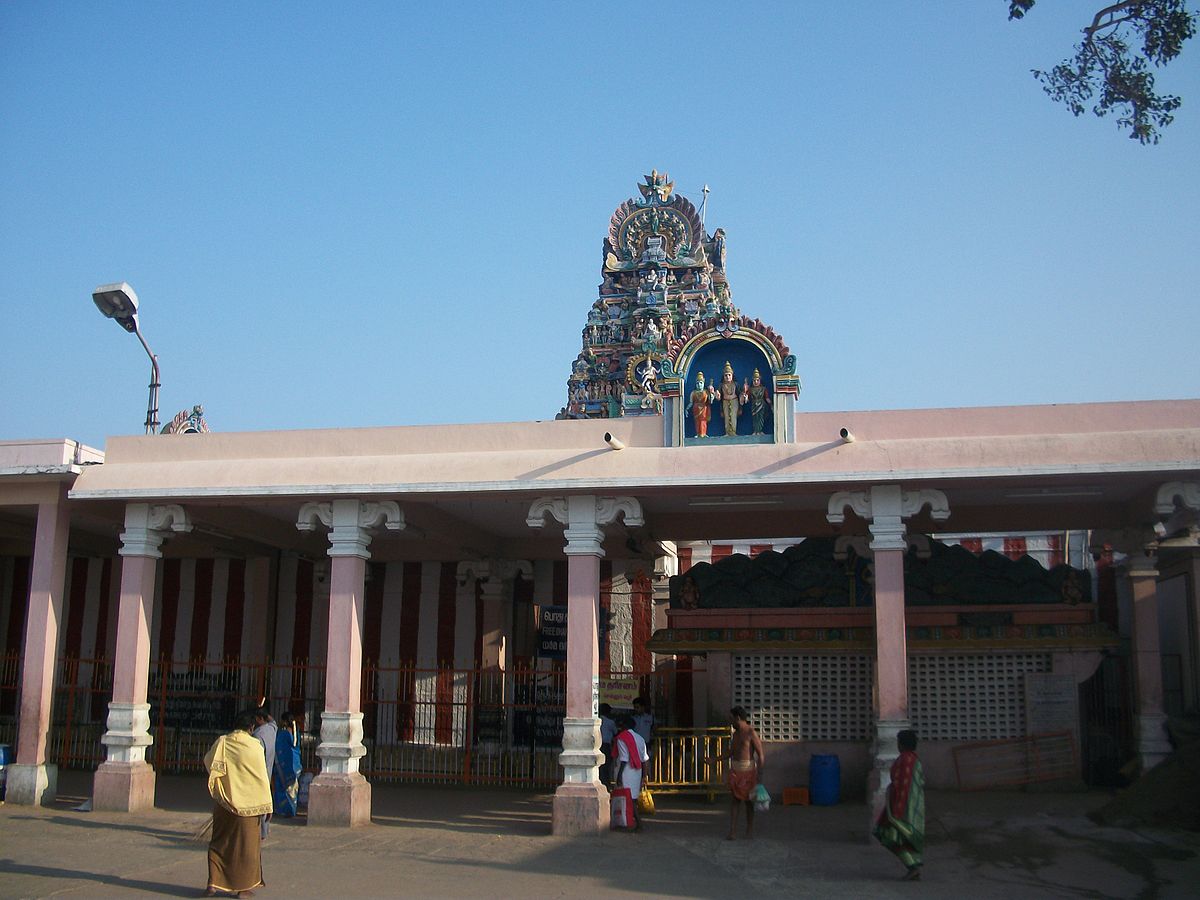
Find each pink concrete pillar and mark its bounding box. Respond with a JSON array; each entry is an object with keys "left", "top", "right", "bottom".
[
  {"left": 457, "top": 560, "right": 532, "bottom": 673},
  {"left": 871, "top": 547, "right": 909, "bottom": 723},
  {"left": 867, "top": 504, "right": 913, "bottom": 807},
  {"left": 1126, "top": 557, "right": 1172, "bottom": 769},
  {"left": 554, "top": 526, "right": 607, "bottom": 836},
  {"left": 565, "top": 553, "right": 601, "bottom": 719},
  {"left": 479, "top": 577, "right": 507, "bottom": 671},
  {"left": 527, "top": 495, "right": 644, "bottom": 836},
  {"left": 6, "top": 488, "right": 70, "bottom": 806},
  {"left": 297, "top": 499, "right": 403, "bottom": 827},
  {"left": 242, "top": 556, "right": 273, "bottom": 664},
  {"left": 828, "top": 484, "right": 949, "bottom": 822},
  {"left": 458, "top": 559, "right": 532, "bottom": 751},
  {"left": 94, "top": 503, "right": 191, "bottom": 812}
]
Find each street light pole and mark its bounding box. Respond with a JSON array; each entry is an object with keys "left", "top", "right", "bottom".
[
  {"left": 132, "top": 324, "right": 160, "bottom": 435},
  {"left": 92, "top": 282, "right": 161, "bottom": 435}
]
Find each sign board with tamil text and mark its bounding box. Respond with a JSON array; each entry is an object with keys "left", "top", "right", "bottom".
[
  {"left": 536, "top": 604, "right": 613, "bottom": 663},
  {"left": 538, "top": 605, "right": 568, "bottom": 659}
]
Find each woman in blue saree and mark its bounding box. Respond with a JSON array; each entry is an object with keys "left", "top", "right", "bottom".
[{"left": 272, "top": 711, "right": 303, "bottom": 817}]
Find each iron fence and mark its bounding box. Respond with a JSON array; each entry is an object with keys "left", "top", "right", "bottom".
[{"left": 0, "top": 655, "right": 703, "bottom": 789}]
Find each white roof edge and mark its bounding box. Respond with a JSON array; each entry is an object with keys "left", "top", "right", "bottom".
[
  {"left": 67, "top": 459, "right": 1200, "bottom": 501},
  {"left": 1, "top": 464, "right": 85, "bottom": 478}
]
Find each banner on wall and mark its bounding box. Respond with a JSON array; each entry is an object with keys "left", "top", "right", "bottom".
[{"left": 599, "top": 677, "right": 639, "bottom": 708}]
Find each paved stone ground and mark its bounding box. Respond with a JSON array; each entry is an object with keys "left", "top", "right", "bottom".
[{"left": 1, "top": 771, "right": 1198, "bottom": 898}]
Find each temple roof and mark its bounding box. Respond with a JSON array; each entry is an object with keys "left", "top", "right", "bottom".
[{"left": 46, "top": 398, "right": 1200, "bottom": 561}]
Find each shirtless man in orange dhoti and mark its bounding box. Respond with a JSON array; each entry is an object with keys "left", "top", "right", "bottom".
[{"left": 713, "top": 706, "right": 764, "bottom": 839}]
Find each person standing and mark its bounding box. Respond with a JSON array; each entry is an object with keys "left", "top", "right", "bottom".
[
  {"left": 713, "top": 707, "right": 764, "bottom": 840},
  {"left": 252, "top": 707, "right": 279, "bottom": 837},
  {"left": 272, "top": 711, "right": 303, "bottom": 817},
  {"left": 203, "top": 709, "right": 273, "bottom": 897},
  {"left": 874, "top": 729, "right": 926, "bottom": 881},
  {"left": 614, "top": 714, "right": 649, "bottom": 832},
  {"left": 598, "top": 703, "right": 617, "bottom": 786},
  {"left": 252, "top": 707, "right": 278, "bottom": 778},
  {"left": 632, "top": 697, "right": 654, "bottom": 744}
]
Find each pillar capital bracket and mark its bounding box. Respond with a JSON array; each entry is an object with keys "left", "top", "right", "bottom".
[
  {"left": 834, "top": 532, "right": 931, "bottom": 560},
  {"left": 297, "top": 499, "right": 404, "bottom": 559},
  {"left": 1153, "top": 482, "right": 1200, "bottom": 548},
  {"left": 1090, "top": 526, "right": 1159, "bottom": 564},
  {"left": 527, "top": 495, "right": 644, "bottom": 557},
  {"left": 826, "top": 486, "right": 948, "bottom": 552},
  {"left": 826, "top": 485, "right": 950, "bottom": 525},
  {"left": 1154, "top": 481, "right": 1200, "bottom": 515},
  {"left": 118, "top": 503, "right": 193, "bottom": 558}
]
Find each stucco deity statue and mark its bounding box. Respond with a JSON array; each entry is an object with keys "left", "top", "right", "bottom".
[
  {"left": 637, "top": 268, "right": 662, "bottom": 306},
  {"left": 679, "top": 576, "right": 700, "bottom": 610},
  {"left": 687, "top": 372, "right": 718, "bottom": 437},
  {"left": 640, "top": 356, "right": 659, "bottom": 395},
  {"left": 639, "top": 316, "right": 661, "bottom": 353},
  {"left": 718, "top": 361, "right": 741, "bottom": 436},
  {"left": 744, "top": 369, "right": 772, "bottom": 434}
]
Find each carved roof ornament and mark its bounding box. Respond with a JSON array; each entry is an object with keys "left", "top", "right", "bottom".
[
  {"left": 606, "top": 170, "right": 704, "bottom": 273},
  {"left": 161, "top": 404, "right": 210, "bottom": 434},
  {"left": 638, "top": 169, "right": 674, "bottom": 203}
]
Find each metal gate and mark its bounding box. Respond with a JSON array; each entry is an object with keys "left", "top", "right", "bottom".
[{"left": 1079, "top": 654, "right": 1134, "bottom": 786}]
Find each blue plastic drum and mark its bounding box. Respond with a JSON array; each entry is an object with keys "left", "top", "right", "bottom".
[{"left": 809, "top": 753, "right": 841, "bottom": 806}]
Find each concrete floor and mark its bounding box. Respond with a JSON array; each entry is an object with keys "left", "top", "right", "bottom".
[{"left": 1, "top": 770, "right": 1198, "bottom": 898}]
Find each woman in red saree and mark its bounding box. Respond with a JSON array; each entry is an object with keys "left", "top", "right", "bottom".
[{"left": 874, "top": 729, "right": 925, "bottom": 880}]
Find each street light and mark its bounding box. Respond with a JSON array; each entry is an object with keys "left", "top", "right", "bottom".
[{"left": 92, "top": 282, "right": 160, "bottom": 435}]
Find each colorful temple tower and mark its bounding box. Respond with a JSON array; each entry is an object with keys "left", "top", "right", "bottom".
[{"left": 563, "top": 171, "right": 800, "bottom": 444}]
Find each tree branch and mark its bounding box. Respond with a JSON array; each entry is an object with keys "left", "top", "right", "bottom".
[{"left": 1085, "top": 3, "right": 1141, "bottom": 38}]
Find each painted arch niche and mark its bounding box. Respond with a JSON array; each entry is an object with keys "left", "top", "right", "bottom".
[{"left": 667, "top": 326, "right": 798, "bottom": 444}]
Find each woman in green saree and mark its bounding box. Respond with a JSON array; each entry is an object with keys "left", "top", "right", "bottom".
[{"left": 874, "top": 729, "right": 925, "bottom": 880}]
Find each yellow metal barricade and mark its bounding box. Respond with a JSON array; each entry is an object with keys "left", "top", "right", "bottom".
[{"left": 645, "top": 726, "right": 731, "bottom": 802}]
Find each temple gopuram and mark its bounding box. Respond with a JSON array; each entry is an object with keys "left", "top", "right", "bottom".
[{"left": 561, "top": 171, "right": 799, "bottom": 444}]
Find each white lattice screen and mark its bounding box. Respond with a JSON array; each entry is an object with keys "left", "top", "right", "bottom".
[
  {"left": 908, "top": 653, "right": 1051, "bottom": 741},
  {"left": 731, "top": 652, "right": 1052, "bottom": 743},
  {"left": 732, "top": 654, "right": 874, "bottom": 741}
]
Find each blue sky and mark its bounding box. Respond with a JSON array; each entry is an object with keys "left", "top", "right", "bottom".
[{"left": 3, "top": 2, "right": 1198, "bottom": 449}]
